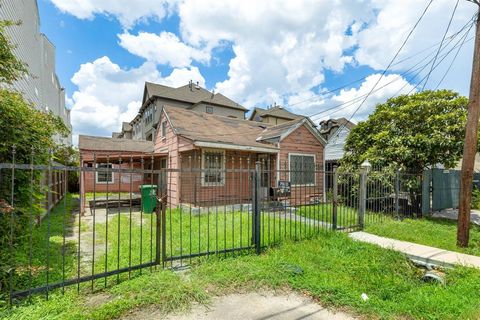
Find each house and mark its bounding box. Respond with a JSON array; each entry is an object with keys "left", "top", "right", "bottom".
[
  {"left": 154, "top": 106, "right": 326, "bottom": 207},
  {"left": 78, "top": 135, "right": 156, "bottom": 213},
  {"left": 248, "top": 105, "right": 303, "bottom": 125},
  {"left": 318, "top": 118, "right": 356, "bottom": 192},
  {"left": 117, "top": 81, "right": 248, "bottom": 141}
]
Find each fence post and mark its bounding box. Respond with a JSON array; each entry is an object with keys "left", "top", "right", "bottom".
[
  {"left": 358, "top": 167, "right": 368, "bottom": 230},
  {"left": 332, "top": 166, "right": 338, "bottom": 231},
  {"left": 395, "top": 169, "right": 400, "bottom": 216},
  {"left": 253, "top": 161, "right": 262, "bottom": 254}
]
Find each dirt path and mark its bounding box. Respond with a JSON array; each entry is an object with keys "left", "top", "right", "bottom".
[{"left": 124, "top": 291, "right": 356, "bottom": 320}]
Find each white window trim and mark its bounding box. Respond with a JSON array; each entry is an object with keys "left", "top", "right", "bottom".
[
  {"left": 288, "top": 153, "right": 316, "bottom": 186},
  {"left": 201, "top": 148, "right": 226, "bottom": 187},
  {"left": 96, "top": 163, "right": 114, "bottom": 184},
  {"left": 161, "top": 121, "right": 167, "bottom": 140}
]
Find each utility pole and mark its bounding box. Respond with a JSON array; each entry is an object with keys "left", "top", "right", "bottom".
[{"left": 458, "top": 0, "right": 480, "bottom": 247}]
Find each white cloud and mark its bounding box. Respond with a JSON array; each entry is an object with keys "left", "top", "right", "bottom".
[
  {"left": 118, "top": 31, "right": 210, "bottom": 67},
  {"left": 57, "top": 0, "right": 475, "bottom": 139},
  {"left": 177, "top": 0, "right": 372, "bottom": 109},
  {"left": 49, "top": 0, "right": 177, "bottom": 29},
  {"left": 354, "top": 0, "right": 474, "bottom": 94},
  {"left": 70, "top": 56, "right": 205, "bottom": 140}
]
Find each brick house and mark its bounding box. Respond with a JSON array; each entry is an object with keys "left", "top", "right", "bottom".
[{"left": 156, "top": 106, "right": 326, "bottom": 207}]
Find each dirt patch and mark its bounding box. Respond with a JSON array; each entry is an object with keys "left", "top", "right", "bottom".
[
  {"left": 84, "top": 292, "right": 113, "bottom": 308},
  {"left": 124, "top": 291, "right": 356, "bottom": 320}
]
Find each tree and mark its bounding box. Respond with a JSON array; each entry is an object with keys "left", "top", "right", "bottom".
[
  {"left": 0, "top": 18, "right": 69, "bottom": 297},
  {"left": 342, "top": 90, "right": 469, "bottom": 173},
  {"left": 0, "top": 20, "right": 27, "bottom": 85}
]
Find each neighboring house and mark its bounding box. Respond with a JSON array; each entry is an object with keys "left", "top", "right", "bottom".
[
  {"left": 154, "top": 106, "right": 326, "bottom": 207},
  {"left": 0, "top": 0, "right": 72, "bottom": 145},
  {"left": 78, "top": 135, "right": 155, "bottom": 213},
  {"left": 249, "top": 105, "right": 302, "bottom": 125},
  {"left": 318, "top": 118, "right": 356, "bottom": 191},
  {"left": 118, "top": 81, "right": 247, "bottom": 141},
  {"left": 112, "top": 122, "right": 133, "bottom": 139}
]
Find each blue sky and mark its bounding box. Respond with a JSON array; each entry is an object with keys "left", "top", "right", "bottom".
[{"left": 35, "top": 0, "right": 476, "bottom": 143}]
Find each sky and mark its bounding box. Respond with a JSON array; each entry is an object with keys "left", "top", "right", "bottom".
[{"left": 36, "top": 0, "right": 478, "bottom": 145}]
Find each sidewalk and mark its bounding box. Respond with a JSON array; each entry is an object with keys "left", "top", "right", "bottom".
[{"left": 349, "top": 231, "right": 480, "bottom": 269}]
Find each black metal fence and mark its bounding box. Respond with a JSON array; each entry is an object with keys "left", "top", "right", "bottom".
[{"left": 0, "top": 154, "right": 423, "bottom": 304}]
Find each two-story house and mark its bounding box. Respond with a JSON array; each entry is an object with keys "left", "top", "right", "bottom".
[
  {"left": 115, "top": 81, "right": 248, "bottom": 141},
  {"left": 249, "top": 105, "right": 302, "bottom": 125}
]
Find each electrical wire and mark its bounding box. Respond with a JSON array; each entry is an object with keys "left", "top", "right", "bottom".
[{"left": 421, "top": 0, "right": 460, "bottom": 90}]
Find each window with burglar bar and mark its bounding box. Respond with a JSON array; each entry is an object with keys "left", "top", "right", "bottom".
[
  {"left": 289, "top": 154, "right": 315, "bottom": 186},
  {"left": 202, "top": 149, "right": 225, "bottom": 186},
  {"left": 96, "top": 163, "right": 114, "bottom": 184}
]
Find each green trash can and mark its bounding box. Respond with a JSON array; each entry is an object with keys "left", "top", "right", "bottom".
[{"left": 139, "top": 185, "right": 157, "bottom": 213}]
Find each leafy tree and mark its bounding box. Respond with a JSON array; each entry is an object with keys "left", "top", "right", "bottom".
[
  {"left": 342, "top": 90, "right": 469, "bottom": 173},
  {"left": 0, "top": 20, "right": 27, "bottom": 85}
]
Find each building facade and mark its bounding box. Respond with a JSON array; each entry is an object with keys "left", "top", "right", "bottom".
[{"left": 0, "top": 0, "right": 72, "bottom": 145}]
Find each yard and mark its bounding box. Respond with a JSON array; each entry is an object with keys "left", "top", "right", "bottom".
[
  {"left": 4, "top": 194, "right": 480, "bottom": 319},
  {"left": 2, "top": 232, "right": 480, "bottom": 320}
]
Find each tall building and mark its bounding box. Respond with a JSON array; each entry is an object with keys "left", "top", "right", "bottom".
[{"left": 0, "top": 0, "right": 72, "bottom": 145}]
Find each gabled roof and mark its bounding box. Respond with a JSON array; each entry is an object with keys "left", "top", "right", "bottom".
[
  {"left": 163, "top": 106, "right": 277, "bottom": 152},
  {"left": 257, "top": 117, "right": 327, "bottom": 146},
  {"left": 79, "top": 135, "right": 154, "bottom": 153},
  {"left": 162, "top": 106, "right": 326, "bottom": 152},
  {"left": 249, "top": 106, "right": 302, "bottom": 121},
  {"left": 319, "top": 117, "right": 356, "bottom": 135},
  {"left": 143, "top": 82, "right": 247, "bottom": 111}
]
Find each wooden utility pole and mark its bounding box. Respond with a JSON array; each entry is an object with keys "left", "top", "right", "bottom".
[{"left": 458, "top": 1, "right": 480, "bottom": 247}]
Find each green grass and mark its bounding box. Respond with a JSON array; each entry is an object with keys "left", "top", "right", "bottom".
[
  {"left": 365, "top": 217, "right": 480, "bottom": 257},
  {"left": 10, "top": 194, "right": 78, "bottom": 294},
  {"left": 3, "top": 233, "right": 480, "bottom": 320}
]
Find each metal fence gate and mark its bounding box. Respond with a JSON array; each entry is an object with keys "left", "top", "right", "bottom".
[{"left": 1, "top": 154, "right": 423, "bottom": 303}]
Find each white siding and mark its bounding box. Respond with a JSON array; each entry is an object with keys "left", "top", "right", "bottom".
[
  {"left": 325, "top": 127, "right": 350, "bottom": 161},
  {"left": 0, "top": 0, "right": 71, "bottom": 145}
]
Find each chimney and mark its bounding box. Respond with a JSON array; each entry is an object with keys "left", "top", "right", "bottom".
[{"left": 195, "top": 81, "right": 200, "bottom": 90}]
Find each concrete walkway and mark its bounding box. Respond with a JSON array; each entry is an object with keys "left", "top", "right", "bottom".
[
  {"left": 349, "top": 231, "right": 480, "bottom": 269},
  {"left": 432, "top": 208, "right": 480, "bottom": 226}
]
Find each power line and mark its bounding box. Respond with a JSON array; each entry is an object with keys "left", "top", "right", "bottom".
[
  {"left": 287, "top": 15, "right": 473, "bottom": 109},
  {"left": 332, "top": 0, "right": 434, "bottom": 138},
  {"left": 421, "top": 0, "right": 460, "bottom": 90},
  {"left": 309, "top": 13, "right": 473, "bottom": 121},
  {"left": 434, "top": 20, "right": 474, "bottom": 89}
]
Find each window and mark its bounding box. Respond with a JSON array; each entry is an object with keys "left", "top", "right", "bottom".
[
  {"left": 206, "top": 106, "right": 214, "bottom": 114},
  {"left": 96, "top": 163, "right": 114, "bottom": 184},
  {"left": 289, "top": 154, "right": 315, "bottom": 186},
  {"left": 202, "top": 149, "right": 225, "bottom": 186},
  {"left": 161, "top": 121, "right": 167, "bottom": 138}
]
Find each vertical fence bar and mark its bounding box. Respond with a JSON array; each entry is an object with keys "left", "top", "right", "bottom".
[
  {"left": 359, "top": 169, "right": 367, "bottom": 230},
  {"left": 9, "top": 146, "right": 16, "bottom": 305},
  {"left": 128, "top": 155, "right": 133, "bottom": 278},
  {"left": 332, "top": 167, "right": 338, "bottom": 231},
  {"left": 91, "top": 153, "right": 97, "bottom": 290},
  {"left": 395, "top": 169, "right": 400, "bottom": 218},
  {"left": 46, "top": 149, "right": 53, "bottom": 299},
  {"left": 117, "top": 156, "right": 122, "bottom": 283},
  {"left": 28, "top": 148, "right": 34, "bottom": 300},
  {"left": 254, "top": 161, "right": 261, "bottom": 254}
]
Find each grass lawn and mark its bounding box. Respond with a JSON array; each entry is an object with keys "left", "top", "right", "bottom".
[
  {"left": 296, "top": 203, "right": 388, "bottom": 228},
  {"left": 3, "top": 233, "right": 480, "bottom": 320},
  {"left": 365, "top": 216, "right": 480, "bottom": 256},
  {"left": 8, "top": 194, "right": 78, "bottom": 296}
]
